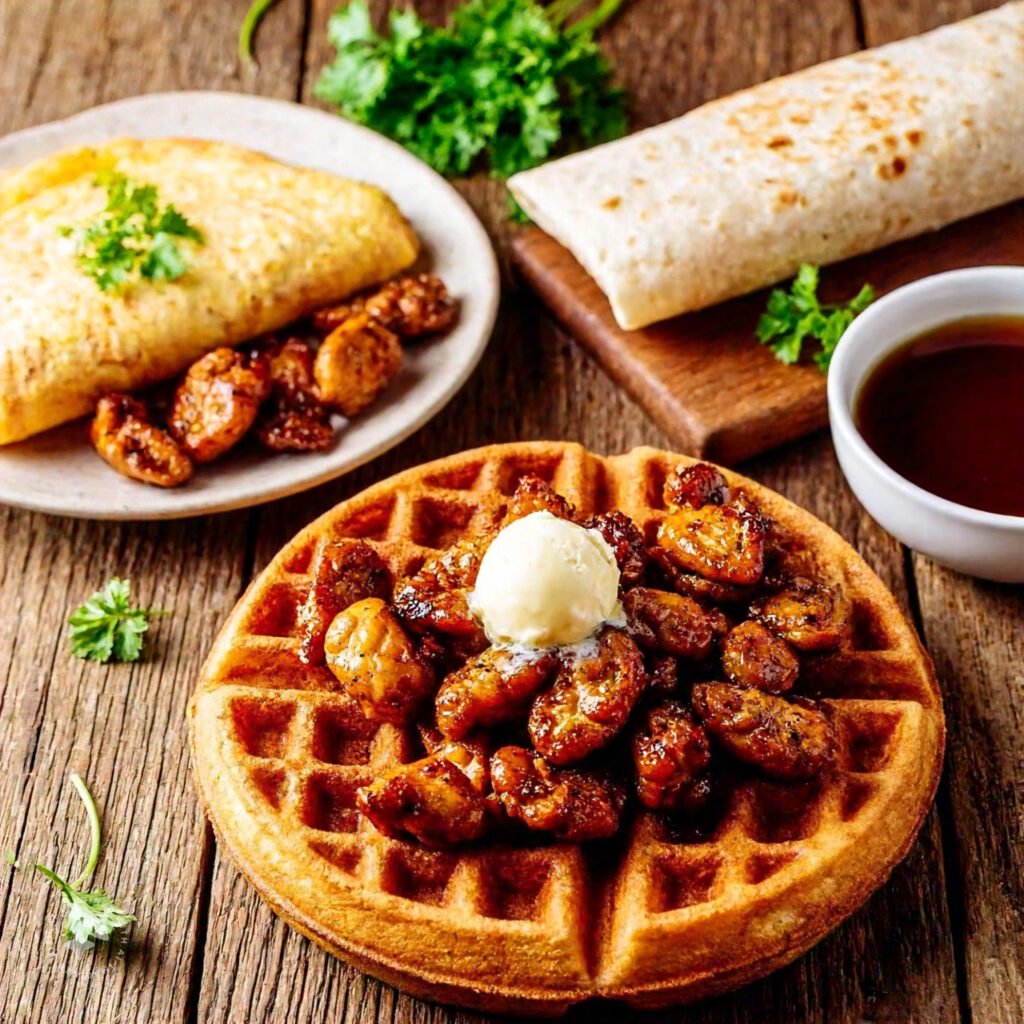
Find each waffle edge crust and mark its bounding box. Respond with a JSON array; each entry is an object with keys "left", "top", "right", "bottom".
[{"left": 188, "top": 442, "right": 944, "bottom": 1014}]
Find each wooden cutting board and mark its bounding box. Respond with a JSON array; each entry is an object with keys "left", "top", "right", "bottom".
[{"left": 512, "top": 201, "right": 1024, "bottom": 465}]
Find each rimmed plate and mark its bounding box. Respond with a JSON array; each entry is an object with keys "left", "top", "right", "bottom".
[{"left": 0, "top": 92, "right": 499, "bottom": 520}]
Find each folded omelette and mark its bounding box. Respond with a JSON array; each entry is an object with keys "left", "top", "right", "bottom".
[
  {"left": 0, "top": 138, "right": 419, "bottom": 444},
  {"left": 509, "top": 2, "right": 1024, "bottom": 330}
]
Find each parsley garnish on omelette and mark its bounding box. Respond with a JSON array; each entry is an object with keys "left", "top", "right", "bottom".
[{"left": 59, "top": 171, "right": 204, "bottom": 292}]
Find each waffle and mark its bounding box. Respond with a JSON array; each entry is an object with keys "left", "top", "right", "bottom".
[{"left": 189, "top": 442, "right": 944, "bottom": 1014}]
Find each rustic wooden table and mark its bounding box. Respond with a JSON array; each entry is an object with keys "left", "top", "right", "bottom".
[{"left": 1, "top": 1, "right": 1021, "bottom": 1022}]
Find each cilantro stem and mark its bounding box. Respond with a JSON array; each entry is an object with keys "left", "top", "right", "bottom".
[
  {"left": 569, "top": 0, "right": 623, "bottom": 36},
  {"left": 239, "top": 0, "right": 280, "bottom": 67},
  {"left": 69, "top": 774, "right": 102, "bottom": 891},
  {"left": 546, "top": 0, "right": 583, "bottom": 26}
]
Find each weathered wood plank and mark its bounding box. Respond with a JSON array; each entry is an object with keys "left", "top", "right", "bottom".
[
  {"left": 0, "top": 2, "right": 304, "bottom": 1023},
  {"left": 196, "top": 2, "right": 958, "bottom": 1023}
]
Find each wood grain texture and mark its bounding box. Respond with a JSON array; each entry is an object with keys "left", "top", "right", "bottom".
[
  {"left": 0, "top": 0, "right": 1017, "bottom": 1022},
  {"left": 855, "top": 4, "right": 1024, "bottom": 1023}
]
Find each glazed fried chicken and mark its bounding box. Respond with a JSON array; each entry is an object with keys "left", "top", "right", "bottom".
[
  {"left": 632, "top": 699, "right": 713, "bottom": 812},
  {"left": 314, "top": 313, "right": 403, "bottom": 418},
  {"left": 720, "top": 620, "right": 799, "bottom": 694},
  {"left": 490, "top": 746, "right": 625, "bottom": 841},
  {"left": 663, "top": 462, "right": 729, "bottom": 509},
  {"left": 657, "top": 502, "right": 766, "bottom": 586},
  {"left": 529, "top": 628, "right": 646, "bottom": 765},
  {"left": 297, "top": 539, "right": 391, "bottom": 665},
  {"left": 324, "top": 597, "right": 435, "bottom": 724},
  {"left": 692, "top": 682, "right": 834, "bottom": 780},
  {"left": 435, "top": 647, "right": 557, "bottom": 740},
  {"left": 91, "top": 393, "right": 194, "bottom": 487},
  {"left": 623, "top": 587, "right": 715, "bottom": 660},
  {"left": 169, "top": 347, "right": 270, "bottom": 462},
  {"left": 358, "top": 754, "right": 488, "bottom": 847}
]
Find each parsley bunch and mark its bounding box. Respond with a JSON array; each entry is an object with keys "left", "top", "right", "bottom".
[
  {"left": 756, "top": 264, "right": 875, "bottom": 372},
  {"left": 68, "top": 578, "right": 161, "bottom": 664},
  {"left": 60, "top": 171, "right": 203, "bottom": 292},
  {"left": 34, "top": 775, "right": 136, "bottom": 947},
  {"left": 314, "top": 0, "right": 627, "bottom": 181}
]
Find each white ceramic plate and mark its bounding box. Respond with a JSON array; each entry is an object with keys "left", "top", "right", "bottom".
[{"left": 0, "top": 92, "right": 499, "bottom": 520}]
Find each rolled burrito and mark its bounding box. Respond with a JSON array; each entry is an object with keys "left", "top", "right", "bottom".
[
  {"left": 509, "top": 2, "right": 1024, "bottom": 330},
  {"left": 0, "top": 138, "right": 419, "bottom": 444}
]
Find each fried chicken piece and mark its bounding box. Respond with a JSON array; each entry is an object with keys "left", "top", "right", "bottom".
[
  {"left": 503, "top": 475, "right": 576, "bottom": 523},
  {"left": 324, "top": 597, "right": 435, "bottom": 724},
  {"left": 720, "top": 620, "right": 799, "bottom": 694},
  {"left": 657, "top": 501, "right": 766, "bottom": 586},
  {"left": 490, "top": 746, "right": 625, "bottom": 841},
  {"left": 314, "top": 314, "right": 403, "bottom": 418},
  {"left": 583, "top": 510, "right": 648, "bottom": 586},
  {"left": 632, "top": 699, "right": 713, "bottom": 812},
  {"left": 312, "top": 274, "right": 459, "bottom": 339},
  {"left": 435, "top": 647, "right": 557, "bottom": 740},
  {"left": 90, "top": 393, "right": 194, "bottom": 487},
  {"left": 358, "top": 754, "right": 488, "bottom": 847},
  {"left": 750, "top": 576, "right": 851, "bottom": 652},
  {"left": 529, "top": 628, "right": 646, "bottom": 765},
  {"left": 297, "top": 539, "right": 391, "bottom": 665},
  {"left": 393, "top": 536, "right": 490, "bottom": 649},
  {"left": 254, "top": 407, "right": 335, "bottom": 452},
  {"left": 664, "top": 463, "right": 729, "bottom": 509},
  {"left": 623, "top": 587, "right": 715, "bottom": 660},
  {"left": 691, "top": 682, "right": 834, "bottom": 780},
  {"left": 168, "top": 347, "right": 270, "bottom": 463}
]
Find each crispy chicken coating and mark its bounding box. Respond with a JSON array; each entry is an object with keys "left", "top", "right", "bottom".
[
  {"left": 435, "top": 647, "right": 557, "bottom": 741},
  {"left": 358, "top": 753, "right": 488, "bottom": 847},
  {"left": 664, "top": 463, "right": 729, "bottom": 509},
  {"left": 750, "top": 576, "right": 852, "bottom": 652},
  {"left": 393, "top": 536, "right": 491, "bottom": 649},
  {"left": 583, "top": 510, "right": 648, "bottom": 586},
  {"left": 657, "top": 501, "right": 766, "bottom": 586},
  {"left": 312, "top": 274, "right": 459, "bottom": 340},
  {"left": 691, "top": 682, "right": 834, "bottom": 780},
  {"left": 623, "top": 587, "right": 715, "bottom": 660},
  {"left": 324, "top": 597, "right": 435, "bottom": 724},
  {"left": 297, "top": 539, "right": 391, "bottom": 665},
  {"left": 91, "top": 393, "right": 194, "bottom": 487},
  {"left": 503, "top": 475, "right": 576, "bottom": 523},
  {"left": 720, "top": 620, "right": 799, "bottom": 693},
  {"left": 168, "top": 347, "right": 270, "bottom": 463},
  {"left": 490, "top": 746, "right": 625, "bottom": 841},
  {"left": 631, "top": 699, "right": 713, "bottom": 812},
  {"left": 528, "top": 628, "right": 646, "bottom": 765},
  {"left": 314, "top": 313, "right": 403, "bottom": 418}
]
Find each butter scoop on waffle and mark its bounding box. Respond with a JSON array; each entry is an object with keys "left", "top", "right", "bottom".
[{"left": 189, "top": 442, "right": 943, "bottom": 1014}]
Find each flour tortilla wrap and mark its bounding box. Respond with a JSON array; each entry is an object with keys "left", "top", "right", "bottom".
[
  {"left": 509, "top": 2, "right": 1024, "bottom": 330},
  {"left": 0, "top": 138, "right": 419, "bottom": 444}
]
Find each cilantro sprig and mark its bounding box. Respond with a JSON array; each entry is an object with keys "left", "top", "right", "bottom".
[
  {"left": 68, "top": 578, "right": 163, "bottom": 664},
  {"left": 314, "top": 0, "right": 627, "bottom": 183},
  {"left": 756, "top": 264, "right": 875, "bottom": 372},
  {"left": 34, "top": 774, "right": 136, "bottom": 947},
  {"left": 60, "top": 171, "right": 203, "bottom": 292}
]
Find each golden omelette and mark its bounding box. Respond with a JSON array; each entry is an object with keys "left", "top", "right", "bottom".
[{"left": 0, "top": 138, "right": 420, "bottom": 445}]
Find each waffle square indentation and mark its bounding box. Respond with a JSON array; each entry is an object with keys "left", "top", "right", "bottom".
[
  {"left": 477, "top": 851, "right": 552, "bottom": 921},
  {"left": 841, "top": 775, "right": 878, "bottom": 821},
  {"left": 381, "top": 847, "right": 456, "bottom": 907},
  {"left": 746, "top": 779, "right": 825, "bottom": 844},
  {"left": 332, "top": 498, "right": 396, "bottom": 542},
  {"left": 650, "top": 851, "right": 722, "bottom": 912},
  {"left": 850, "top": 599, "right": 897, "bottom": 651},
  {"left": 311, "top": 702, "right": 376, "bottom": 766},
  {"left": 243, "top": 582, "right": 303, "bottom": 638},
  {"left": 745, "top": 849, "right": 798, "bottom": 885},
  {"left": 249, "top": 765, "right": 287, "bottom": 810},
  {"left": 422, "top": 462, "right": 486, "bottom": 492},
  {"left": 308, "top": 838, "right": 362, "bottom": 876},
  {"left": 231, "top": 698, "right": 296, "bottom": 759},
  {"left": 409, "top": 497, "right": 478, "bottom": 550},
  {"left": 839, "top": 709, "right": 901, "bottom": 773},
  {"left": 301, "top": 771, "right": 367, "bottom": 833}
]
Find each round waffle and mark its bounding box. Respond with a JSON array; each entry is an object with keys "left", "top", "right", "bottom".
[{"left": 189, "top": 442, "right": 944, "bottom": 1014}]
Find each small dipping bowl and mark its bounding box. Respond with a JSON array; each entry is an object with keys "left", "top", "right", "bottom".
[{"left": 828, "top": 266, "right": 1024, "bottom": 583}]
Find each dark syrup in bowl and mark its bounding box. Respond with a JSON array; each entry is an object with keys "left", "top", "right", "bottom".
[{"left": 854, "top": 315, "right": 1024, "bottom": 518}]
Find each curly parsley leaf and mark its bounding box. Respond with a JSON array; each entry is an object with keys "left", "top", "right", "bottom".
[
  {"left": 68, "top": 578, "right": 162, "bottom": 664},
  {"left": 756, "top": 264, "right": 875, "bottom": 372},
  {"left": 314, "top": 0, "right": 626, "bottom": 183},
  {"left": 34, "top": 775, "right": 136, "bottom": 948},
  {"left": 60, "top": 171, "right": 203, "bottom": 293}
]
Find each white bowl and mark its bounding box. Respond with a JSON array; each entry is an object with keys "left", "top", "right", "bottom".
[{"left": 828, "top": 266, "right": 1024, "bottom": 583}]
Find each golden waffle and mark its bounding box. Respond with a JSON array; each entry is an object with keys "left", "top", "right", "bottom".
[{"left": 189, "top": 442, "right": 944, "bottom": 1014}]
